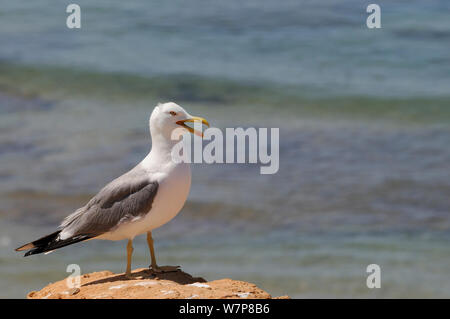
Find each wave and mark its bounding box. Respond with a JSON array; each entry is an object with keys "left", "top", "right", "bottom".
[
  {"left": 1, "top": 61, "right": 449, "bottom": 125},
  {"left": 0, "top": 60, "right": 280, "bottom": 104}
]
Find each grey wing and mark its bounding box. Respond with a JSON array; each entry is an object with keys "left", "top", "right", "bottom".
[{"left": 60, "top": 169, "right": 159, "bottom": 237}]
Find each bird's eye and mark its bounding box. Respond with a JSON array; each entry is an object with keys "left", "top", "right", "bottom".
[{"left": 169, "top": 111, "right": 177, "bottom": 116}]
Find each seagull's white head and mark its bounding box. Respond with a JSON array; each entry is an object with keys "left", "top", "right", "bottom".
[{"left": 149, "top": 102, "right": 209, "bottom": 143}]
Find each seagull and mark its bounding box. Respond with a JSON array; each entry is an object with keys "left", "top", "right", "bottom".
[{"left": 15, "top": 102, "right": 209, "bottom": 277}]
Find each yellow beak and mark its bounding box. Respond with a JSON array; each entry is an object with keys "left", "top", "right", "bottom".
[{"left": 176, "top": 116, "right": 210, "bottom": 137}]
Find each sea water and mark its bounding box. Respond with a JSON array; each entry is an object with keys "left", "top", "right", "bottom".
[{"left": 0, "top": 0, "right": 449, "bottom": 298}]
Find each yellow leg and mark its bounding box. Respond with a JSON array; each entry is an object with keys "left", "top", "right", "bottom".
[
  {"left": 147, "top": 231, "right": 158, "bottom": 269},
  {"left": 147, "top": 231, "right": 179, "bottom": 273},
  {"left": 126, "top": 239, "right": 133, "bottom": 277}
]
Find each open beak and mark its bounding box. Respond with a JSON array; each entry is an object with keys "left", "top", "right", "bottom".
[{"left": 176, "top": 116, "right": 210, "bottom": 137}]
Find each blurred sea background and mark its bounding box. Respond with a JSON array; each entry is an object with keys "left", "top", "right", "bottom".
[{"left": 0, "top": 0, "right": 449, "bottom": 298}]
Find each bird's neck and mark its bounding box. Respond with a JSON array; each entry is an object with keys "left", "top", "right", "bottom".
[
  {"left": 152, "top": 128, "right": 178, "bottom": 148},
  {"left": 144, "top": 131, "right": 181, "bottom": 165}
]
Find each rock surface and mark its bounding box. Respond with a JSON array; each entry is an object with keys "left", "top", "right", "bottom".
[{"left": 27, "top": 268, "right": 288, "bottom": 299}]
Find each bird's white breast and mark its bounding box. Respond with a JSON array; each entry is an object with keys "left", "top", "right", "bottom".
[
  {"left": 143, "top": 161, "right": 191, "bottom": 231},
  {"left": 99, "top": 161, "right": 191, "bottom": 241}
]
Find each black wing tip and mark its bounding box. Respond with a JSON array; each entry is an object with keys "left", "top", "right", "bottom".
[
  {"left": 20, "top": 234, "right": 94, "bottom": 257},
  {"left": 15, "top": 230, "right": 94, "bottom": 256},
  {"left": 14, "top": 230, "right": 61, "bottom": 255},
  {"left": 24, "top": 250, "right": 34, "bottom": 257},
  {"left": 23, "top": 248, "right": 46, "bottom": 257}
]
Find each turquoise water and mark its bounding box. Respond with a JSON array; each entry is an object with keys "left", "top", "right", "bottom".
[
  {"left": 1, "top": 0, "right": 450, "bottom": 97},
  {"left": 0, "top": 1, "right": 449, "bottom": 298}
]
